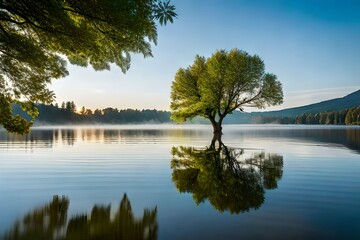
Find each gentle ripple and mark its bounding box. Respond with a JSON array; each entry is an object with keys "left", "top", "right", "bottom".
[{"left": 0, "top": 125, "right": 359, "bottom": 240}]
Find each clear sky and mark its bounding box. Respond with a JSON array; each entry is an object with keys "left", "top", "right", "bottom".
[{"left": 50, "top": 0, "right": 360, "bottom": 112}]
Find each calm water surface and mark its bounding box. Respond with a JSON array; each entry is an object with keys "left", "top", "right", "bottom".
[{"left": 0, "top": 125, "right": 359, "bottom": 239}]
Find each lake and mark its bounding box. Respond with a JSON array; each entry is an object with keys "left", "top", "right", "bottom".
[{"left": 0, "top": 125, "right": 359, "bottom": 239}]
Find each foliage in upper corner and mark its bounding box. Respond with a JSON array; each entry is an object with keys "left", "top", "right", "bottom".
[
  {"left": 170, "top": 49, "right": 283, "bottom": 134},
  {"left": 0, "top": 0, "right": 177, "bottom": 134}
]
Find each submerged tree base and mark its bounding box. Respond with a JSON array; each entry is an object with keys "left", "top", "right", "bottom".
[
  {"left": 211, "top": 133, "right": 223, "bottom": 149},
  {"left": 210, "top": 118, "right": 223, "bottom": 137}
]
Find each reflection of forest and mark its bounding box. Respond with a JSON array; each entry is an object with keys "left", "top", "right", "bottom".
[
  {"left": 0, "top": 128, "right": 207, "bottom": 146},
  {"left": 0, "top": 127, "right": 359, "bottom": 153},
  {"left": 171, "top": 138, "right": 283, "bottom": 214},
  {"left": 1, "top": 194, "right": 157, "bottom": 240}
]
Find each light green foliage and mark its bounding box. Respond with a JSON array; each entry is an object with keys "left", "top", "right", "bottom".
[
  {"left": 170, "top": 49, "right": 283, "bottom": 133},
  {"left": 0, "top": 0, "right": 177, "bottom": 134},
  {"left": 170, "top": 56, "right": 206, "bottom": 122}
]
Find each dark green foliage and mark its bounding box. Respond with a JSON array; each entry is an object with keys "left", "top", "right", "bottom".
[
  {"left": 353, "top": 107, "right": 360, "bottom": 124},
  {"left": 345, "top": 109, "right": 354, "bottom": 125},
  {"left": 319, "top": 112, "right": 327, "bottom": 124},
  {"left": 325, "top": 112, "right": 334, "bottom": 125},
  {"left": 154, "top": 0, "right": 176, "bottom": 25},
  {"left": 306, "top": 113, "right": 316, "bottom": 124},
  {"left": 294, "top": 106, "right": 360, "bottom": 125},
  {"left": 11, "top": 102, "right": 172, "bottom": 125},
  {"left": 295, "top": 114, "right": 306, "bottom": 124},
  {"left": 1, "top": 194, "right": 157, "bottom": 240},
  {"left": 257, "top": 105, "right": 360, "bottom": 125},
  {"left": 65, "top": 101, "right": 76, "bottom": 113},
  {"left": 0, "top": 0, "right": 177, "bottom": 134}
]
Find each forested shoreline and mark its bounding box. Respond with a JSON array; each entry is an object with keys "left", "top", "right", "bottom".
[
  {"left": 10, "top": 101, "right": 360, "bottom": 126},
  {"left": 257, "top": 106, "right": 360, "bottom": 125},
  {"left": 13, "top": 102, "right": 172, "bottom": 125}
]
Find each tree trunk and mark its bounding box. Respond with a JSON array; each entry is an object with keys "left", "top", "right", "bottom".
[
  {"left": 209, "top": 116, "right": 223, "bottom": 136},
  {"left": 210, "top": 132, "right": 223, "bottom": 149}
]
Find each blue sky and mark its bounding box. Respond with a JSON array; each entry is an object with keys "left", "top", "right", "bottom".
[{"left": 50, "top": 0, "right": 360, "bottom": 111}]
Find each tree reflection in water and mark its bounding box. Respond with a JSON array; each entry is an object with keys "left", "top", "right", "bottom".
[
  {"left": 1, "top": 194, "right": 157, "bottom": 240},
  {"left": 171, "top": 136, "right": 283, "bottom": 214}
]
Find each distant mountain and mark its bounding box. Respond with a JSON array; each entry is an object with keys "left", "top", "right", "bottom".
[{"left": 224, "top": 89, "right": 360, "bottom": 123}]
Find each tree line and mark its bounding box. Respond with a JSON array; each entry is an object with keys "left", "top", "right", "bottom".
[
  {"left": 13, "top": 101, "right": 171, "bottom": 125},
  {"left": 12, "top": 102, "right": 360, "bottom": 126},
  {"left": 258, "top": 106, "right": 360, "bottom": 125}
]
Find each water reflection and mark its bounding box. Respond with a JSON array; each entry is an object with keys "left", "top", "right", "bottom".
[
  {"left": 171, "top": 137, "right": 283, "bottom": 214},
  {"left": 0, "top": 127, "right": 209, "bottom": 148},
  {"left": 1, "top": 194, "right": 157, "bottom": 240},
  {"left": 1, "top": 126, "right": 359, "bottom": 153}
]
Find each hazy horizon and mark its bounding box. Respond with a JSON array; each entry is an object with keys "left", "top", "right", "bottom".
[{"left": 53, "top": 86, "right": 359, "bottom": 113}]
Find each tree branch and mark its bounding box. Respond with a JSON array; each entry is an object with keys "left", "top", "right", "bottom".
[
  {"left": 0, "top": 17, "right": 27, "bottom": 25},
  {"left": 62, "top": 7, "right": 110, "bottom": 23},
  {"left": 0, "top": 23, "right": 9, "bottom": 35},
  {"left": 228, "top": 88, "right": 263, "bottom": 113},
  {"left": 0, "top": 3, "right": 66, "bottom": 34}
]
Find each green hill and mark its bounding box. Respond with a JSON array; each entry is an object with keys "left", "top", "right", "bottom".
[{"left": 224, "top": 89, "right": 360, "bottom": 123}]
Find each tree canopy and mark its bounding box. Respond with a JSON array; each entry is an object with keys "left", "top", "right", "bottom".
[
  {"left": 171, "top": 139, "right": 284, "bottom": 214},
  {"left": 170, "top": 49, "right": 283, "bottom": 134},
  {"left": 0, "top": 0, "right": 176, "bottom": 134}
]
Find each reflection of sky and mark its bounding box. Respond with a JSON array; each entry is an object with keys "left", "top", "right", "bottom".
[
  {"left": 0, "top": 125, "right": 360, "bottom": 238},
  {"left": 1, "top": 125, "right": 360, "bottom": 156}
]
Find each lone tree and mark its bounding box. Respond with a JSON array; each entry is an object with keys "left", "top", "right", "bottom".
[
  {"left": 170, "top": 49, "right": 283, "bottom": 135},
  {"left": 0, "top": 0, "right": 177, "bottom": 134}
]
